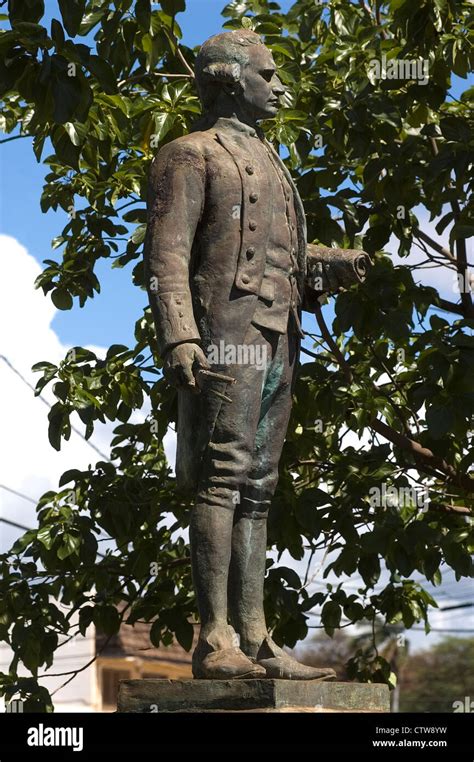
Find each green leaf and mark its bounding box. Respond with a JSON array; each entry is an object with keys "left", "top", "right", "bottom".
[
  {"left": 174, "top": 619, "right": 194, "bottom": 651},
  {"left": 50, "top": 18, "right": 65, "bottom": 48},
  {"left": 135, "top": 0, "right": 151, "bottom": 31},
  {"left": 58, "top": 469, "right": 83, "bottom": 487},
  {"left": 87, "top": 55, "right": 118, "bottom": 94},
  {"left": 51, "top": 288, "right": 73, "bottom": 310},
  {"left": 423, "top": 549, "right": 441, "bottom": 581},
  {"left": 57, "top": 533, "right": 81, "bottom": 559},
  {"left": 122, "top": 208, "right": 147, "bottom": 223},
  {"left": 78, "top": 606, "right": 94, "bottom": 636},
  {"left": 160, "top": 0, "right": 186, "bottom": 14},
  {"left": 150, "top": 620, "right": 163, "bottom": 647},
  {"left": 321, "top": 600, "right": 341, "bottom": 635},
  {"left": 359, "top": 554, "right": 381, "bottom": 587},
  {"left": 58, "top": 0, "right": 86, "bottom": 37},
  {"left": 426, "top": 405, "right": 454, "bottom": 440},
  {"left": 278, "top": 567, "right": 301, "bottom": 590},
  {"left": 51, "top": 75, "right": 83, "bottom": 124},
  {"left": 37, "top": 526, "right": 54, "bottom": 550},
  {"left": 79, "top": 10, "right": 105, "bottom": 35},
  {"left": 47, "top": 404, "right": 65, "bottom": 451},
  {"left": 152, "top": 111, "right": 175, "bottom": 144},
  {"left": 131, "top": 223, "right": 146, "bottom": 245},
  {"left": 63, "top": 121, "right": 88, "bottom": 146},
  {"left": 93, "top": 606, "right": 121, "bottom": 636},
  {"left": 9, "top": 1, "right": 45, "bottom": 24}
]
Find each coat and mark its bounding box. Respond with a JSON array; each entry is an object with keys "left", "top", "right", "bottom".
[{"left": 143, "top": 116, "right": 307, "bottom": 357}]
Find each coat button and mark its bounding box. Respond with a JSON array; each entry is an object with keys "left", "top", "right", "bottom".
[
  {"left": 245, "top": 165, "right": 254, "bottom": 175},
  {"left": 242, "top": 274, "right": 250, "bottom": 284},
  {"left": 249, "top": 192, "right": 258, "bottom": 202},
  {"left": 249, "top": 220, "right": 257, "bottom": 231},
  {"left": 246, "top": 247, "right": 255, "bottom": 259}
]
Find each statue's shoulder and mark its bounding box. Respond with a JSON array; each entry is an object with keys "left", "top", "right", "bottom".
[{"left": 154, "top": 130, "right": 218, "bottom": 162}]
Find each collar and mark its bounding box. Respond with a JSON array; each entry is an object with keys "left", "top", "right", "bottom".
[{"left": 210, "top": 116, "right": 265, "bottom": 141}]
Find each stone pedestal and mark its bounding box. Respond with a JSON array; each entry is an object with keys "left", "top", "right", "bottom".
[{"left": 118, "top": 679, "right": 390, "bottom": 713}]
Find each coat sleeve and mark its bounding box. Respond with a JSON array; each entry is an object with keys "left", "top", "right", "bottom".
[{"left": 144, "top": 140, "right": 205, "bottom": 356}]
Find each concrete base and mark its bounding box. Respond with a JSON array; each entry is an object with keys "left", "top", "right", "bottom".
[{"left": 118, "top": 679, "right": 390, "bottom": 713}]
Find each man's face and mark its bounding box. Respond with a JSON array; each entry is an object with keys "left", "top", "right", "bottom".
[{"left": 238, "top": 45, "right": 285, "bottom": 120}]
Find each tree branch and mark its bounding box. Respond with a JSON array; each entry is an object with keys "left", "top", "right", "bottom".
[
  {"left": 118, "top": 71, "right": 192, "bottom": 87},
  {"left": 428, "top": 137, "right": 473, "bottom": 315},
  {"left": 170, "top": 14, "right": 195, "bottom": 79},
  {"left": 300, "top": 346, "right": 320, "bottom": 360},
  {"left": 452, "top": 207, "right": 473, "bottom": 314},
  {"left": 313, "top": 305, "right": 474, "bottom": 494},
  {"left": 314, "top": 303, "right": 353, "bottom": 384},
  {"left": 413, "top": 228, "right": 457, "bottom": 264},
  {"left": 0, "top": 134, "right": 29, "bottom": 144},
  {"left": 427, "top": 502, "right": 471, "bottom": 516},
  {"left": 435, "top": 298, "right": 466, "bottom": 316}
]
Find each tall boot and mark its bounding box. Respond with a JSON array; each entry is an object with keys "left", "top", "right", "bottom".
[
  {"left": 228, "top": 500, "right": 336, "bottom": 681},
  {"left": 228, "top": 505, "right": 269, "bottom": 656},
  {"left": 190, "top": 498, "right": 265, "bottom": 679}
]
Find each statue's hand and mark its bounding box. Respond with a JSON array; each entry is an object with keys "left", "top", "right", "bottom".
[{"left": 163, "top": 342, "right": 210, "bottom": 393}]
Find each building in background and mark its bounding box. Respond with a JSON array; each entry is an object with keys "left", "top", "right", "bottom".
[{"left": 96, "top": 621, "right": 194, "bottom": 711}]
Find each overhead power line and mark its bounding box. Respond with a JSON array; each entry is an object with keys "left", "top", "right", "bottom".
[
  {"left": 410, "top": 627, "right": 474, "bottom": 633},
  {"left": 0, "top": 516, "right": 31, "bottom": 532},
  {"left": 0, "top": 355, "right": 111, "bottom": 461},
  {"left": 0, "top": 484, "right": 37, "bottom": 505}
]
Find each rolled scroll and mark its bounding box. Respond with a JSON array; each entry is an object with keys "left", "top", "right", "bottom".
[{"left": 306, "top": 243, "right": 371, "bottom": 294}]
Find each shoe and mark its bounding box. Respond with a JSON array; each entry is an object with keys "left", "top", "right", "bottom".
[
  {"left": 255, "top": 636, "right": 337, "bottom": 681},
  {"left": 193, "top": 645, "right": 266, "bottom": 679}
]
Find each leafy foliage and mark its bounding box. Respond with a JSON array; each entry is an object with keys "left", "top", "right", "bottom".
[
  {"left": 0, "top": 0, "right": 473, "bottom": 709},
  {"left": 399, "top": 636, "right": 474, "bottom": 712}
]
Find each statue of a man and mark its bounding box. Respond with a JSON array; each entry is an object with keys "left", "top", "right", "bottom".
[{"left": 144, "top": 30, "right": 367, "bottom": 680}]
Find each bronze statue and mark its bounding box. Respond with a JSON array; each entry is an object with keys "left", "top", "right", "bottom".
[{"left": 144, "top": 30, "right": 369, "bottom": 680}]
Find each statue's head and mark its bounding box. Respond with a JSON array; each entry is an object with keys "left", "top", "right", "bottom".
[{"left": 195, "top": 29, "right": 285, "bottom": 120}]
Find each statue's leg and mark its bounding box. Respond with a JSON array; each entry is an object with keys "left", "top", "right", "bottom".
[
  {"left": 228, "top": 324, "right": 293, "bottom": 656},
  {"left": 228, "top": 501, "right": 270, "bottom": 652},
  {"left": 190, "top": 495, "right": 266, "bottom": 678},
  {"left": 190, "top": 335, "right": 269, "bottom": 679},
  {"left": 229, "top": 326, "right": 337, "bottom": 681},
  {"left": 190, "top": 497, "right": 234, "bottom": 646}
]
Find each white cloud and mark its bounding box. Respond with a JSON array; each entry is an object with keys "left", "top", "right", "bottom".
[{"left": 0, "top": 235, "right": 114, "bottom": 547}]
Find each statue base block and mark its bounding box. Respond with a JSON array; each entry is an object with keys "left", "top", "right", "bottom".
[{"left": 118, "top": 679, "right": 390, "bottom": 713}]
